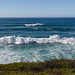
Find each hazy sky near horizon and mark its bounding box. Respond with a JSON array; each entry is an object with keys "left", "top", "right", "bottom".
[{"left": 0, "top": 0, "right": 75, "bottom": 17}]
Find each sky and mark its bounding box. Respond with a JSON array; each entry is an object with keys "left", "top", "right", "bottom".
[{"left": 0, "top": 0, "right": 75, "bottom": 17}]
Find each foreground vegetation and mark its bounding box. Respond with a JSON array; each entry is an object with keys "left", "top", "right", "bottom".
[{"left": 0, "top": 59, "right": 75, "bottom": 75}]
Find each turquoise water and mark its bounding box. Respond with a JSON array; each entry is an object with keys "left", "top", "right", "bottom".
[{"left": 0, "top": 18, "right": 75, "bottom": 64}]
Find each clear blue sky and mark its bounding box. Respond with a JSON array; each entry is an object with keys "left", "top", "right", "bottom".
[{"left": 0, "top": 0, "right": 75, "bottom": 17}]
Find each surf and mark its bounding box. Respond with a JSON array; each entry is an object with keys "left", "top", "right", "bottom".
[{"left": 0, "top": 35, "right": 75, "bottom": 44}]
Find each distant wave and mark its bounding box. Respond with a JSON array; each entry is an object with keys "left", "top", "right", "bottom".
[
  {"left": 25, "top": 23, "right": 44, "bottom": 27},
  {"left": 0, "top": 35, "right": 75, "bottom": 44},
  {"left": 0, "top": 27, "right": 75, "bottom": 31}
]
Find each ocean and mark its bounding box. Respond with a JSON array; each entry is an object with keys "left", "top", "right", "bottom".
[{"left": 0, "top": 18, "right": 75, "bottom": 64}]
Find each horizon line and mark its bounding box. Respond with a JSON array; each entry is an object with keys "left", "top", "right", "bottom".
[{"left": 0, "top": 17, "right": 75, "bottom": 18}]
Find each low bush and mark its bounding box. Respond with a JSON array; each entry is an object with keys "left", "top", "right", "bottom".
[{"left": 0, "top": 59, "right": 75, "bottom": 75}]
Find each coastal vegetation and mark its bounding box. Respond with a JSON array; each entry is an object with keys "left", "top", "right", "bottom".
[{"left": 0, "top": 59, "right": 75, "bottom": 75}]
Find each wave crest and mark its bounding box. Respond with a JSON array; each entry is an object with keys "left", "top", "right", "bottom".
[
  {"left": 0, "top": 35, "right": 75, "bottom": 44},
  {"left": 25, "top": 23, "right": 44, "bottom": 27}
]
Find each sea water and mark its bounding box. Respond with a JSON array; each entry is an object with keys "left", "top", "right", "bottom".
[{"left": 0, "top": 18, "right": 75, "bottom": 64}]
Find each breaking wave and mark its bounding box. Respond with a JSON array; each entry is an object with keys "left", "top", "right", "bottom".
[
  {"left": 25, "top": 23, "right": 44, "bottom": 26},
  {"left": 0, "top": 35, "right": 75, "bottom": 44}
]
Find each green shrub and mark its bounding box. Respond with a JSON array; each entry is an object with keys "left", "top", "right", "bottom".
[{"left": 0, "top": 59, "right": 75, "bottom": 75}]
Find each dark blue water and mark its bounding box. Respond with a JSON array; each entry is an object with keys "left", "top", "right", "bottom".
[
  {"left": 0, "top": 18, "right": 75, "bottom": 37},
  {"left": 0, "top": 18, "right": 75, "bottom": 64}
]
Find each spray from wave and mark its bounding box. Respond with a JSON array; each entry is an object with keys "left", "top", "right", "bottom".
[
  {"left": 25, "top": 23, "right": 44, "bottom": 27},
  {"left": 0, "top": 35, "right": 75, "bottom": 44}
]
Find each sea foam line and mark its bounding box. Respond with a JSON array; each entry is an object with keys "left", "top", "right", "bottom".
[{"left": 0, "top": 35, "right": 75, "bottom": 44}]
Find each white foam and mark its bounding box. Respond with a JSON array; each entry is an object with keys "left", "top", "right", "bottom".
[
  {"left": 25, "top": 23, "right": 44, "bottom": 27},
  {"left": 0, "top": 40, "right": 75, "bottom": 64},
  {"left": 0, "top": 35, "right": 75, "bottom": 44}
]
